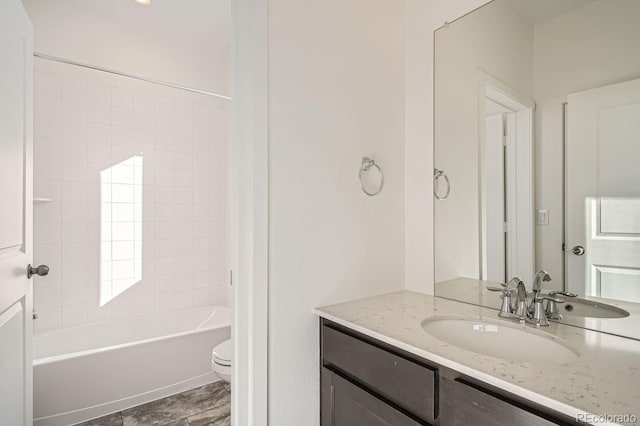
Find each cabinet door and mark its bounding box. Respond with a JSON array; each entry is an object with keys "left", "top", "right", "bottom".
[
  {"left": 439, "top": 377, "right": 562, "bottom": 426},
  {"left": 322, "top": 325, "right": 436, "bottom": 423},
  {"left": 321, "top": 368, "right": 422, "bottom": 426}
]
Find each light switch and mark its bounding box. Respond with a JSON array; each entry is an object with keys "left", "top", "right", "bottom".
[{"left": 537, "top": 209, "right": 549, "bottom": 225}]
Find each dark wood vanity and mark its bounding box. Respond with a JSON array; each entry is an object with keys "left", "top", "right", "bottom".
[{"left": 320, "top": 319, "right": 587, "bottom": 426}]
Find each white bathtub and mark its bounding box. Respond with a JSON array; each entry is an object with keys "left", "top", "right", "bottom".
[{"left": 33, "top": 306, "right": 231, "bottom": 426}]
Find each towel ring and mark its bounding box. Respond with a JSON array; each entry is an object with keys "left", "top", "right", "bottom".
[
  {"left": 434, "top": 168, "right": 450, "bottom": 200},
  {"left": 359, "top": 157, "right": 384, "bottom": 196}
]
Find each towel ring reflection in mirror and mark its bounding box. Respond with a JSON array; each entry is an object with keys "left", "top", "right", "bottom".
[
  {"left": 434, "top": 168, "right": 450, "bottom": 200},
  {"left": 359, "top": 157, "right": 384, "bottom": 196}
]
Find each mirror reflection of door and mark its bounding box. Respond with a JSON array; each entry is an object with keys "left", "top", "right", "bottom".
[
  {"left": 482, "top": 82, "right": 534, "bottom": 284},
  {"left": 566, "top": 78, "right": 640, "bottom": 303}
]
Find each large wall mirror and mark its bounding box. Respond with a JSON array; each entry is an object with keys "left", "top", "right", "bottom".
[{"left": 434, "top": 0, "right": 640, "bottom": 339}]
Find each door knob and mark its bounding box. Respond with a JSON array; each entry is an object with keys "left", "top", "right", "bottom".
[
  {"left": 27, "top": 264, "right": 49, "bottom": 279},
  {"left": 572, "top": 246, "right": 585, "bottom": 256}
]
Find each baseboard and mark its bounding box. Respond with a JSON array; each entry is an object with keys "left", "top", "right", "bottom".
[{"left": 34, "top": 372, "right": 220, "bottom": 426}]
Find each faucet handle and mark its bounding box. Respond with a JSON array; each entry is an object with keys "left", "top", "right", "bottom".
[
  {"left": 540, "top": 295, "right": 565, "bottom": 304},
  {"left": 486, "top": 286, "right": 516, "bottom": 317},
  {"left": 487, "top": 286, "right": 514, "bottom": 293},
  {"left": 548, "top": 290, "right": 577, "bottom": 298}
]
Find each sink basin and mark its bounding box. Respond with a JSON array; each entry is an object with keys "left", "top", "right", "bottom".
[
  {"left": 560, "top": 298, "right": 629, "bottom": 319},
  {"left": 421, "top": 317, "right": 579, "bottom": 365}
]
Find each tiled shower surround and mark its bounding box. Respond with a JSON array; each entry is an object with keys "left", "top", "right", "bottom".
[{"left": 32, "top": 58, "right": 229, "bottom": 333}]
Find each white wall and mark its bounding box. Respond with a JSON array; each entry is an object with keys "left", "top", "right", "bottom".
[
  {"left": 21, "top": 0, "right": 230, "bottom": 95},
  {"left": 32, "top": 59, "right": 229, "bottom": 333},
  {"left": 267, "top": 0, "right": 406, "bottom": 423},
  {"left": 432, "top": 0, "right": 533, "bottom": 283},
  {"left": 533, "top": 0, "right": 640, "bottom": 289}
]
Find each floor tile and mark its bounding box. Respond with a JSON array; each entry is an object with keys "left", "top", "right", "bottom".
[
  {"left": 76, "top": 412, "right": 123, "bottom": 426},
  {"left": 83, "top": 381, "right": 230, "bottom": 426},
  {"left": 121, "top": 382, "right": 230, "bottom": 426}
]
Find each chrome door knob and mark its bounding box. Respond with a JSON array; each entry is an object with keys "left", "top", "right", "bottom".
[
  {"left": 27, "top": 264, "right": 49, "bottom": 279},
  {"left": 572, "top": 246, "right": 585, "bottom": 256}
]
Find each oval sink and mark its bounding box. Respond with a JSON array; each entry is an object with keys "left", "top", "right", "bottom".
[
  {"left": 560, "top": 298, "right": 629, "bottom": 319},
  {"left": 421, "top": 317, "right": 579, "bottom": 365}
]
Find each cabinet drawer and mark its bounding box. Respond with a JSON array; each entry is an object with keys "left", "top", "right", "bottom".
[
  {"left": 439, "top": 377, "right": 561, "bottom": 426},
  {"left": 322, "top": 368, "right": 421, "bottom": 426},
  {"left": 322, "top": 325, "right": 436, "bottom": 423}
]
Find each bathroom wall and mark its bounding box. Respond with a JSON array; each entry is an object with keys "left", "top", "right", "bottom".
[
  {"left": 432, "top": 0, "right": 534, "bottom": 283},
  {"left": 21, "top": 0, "right": 230, "bottom": 95},
  {"left": 266, "top": 0, "right": 406, "bottom": 423},
  {"left": 533, "top": 0, "right": 640, "bottom": 288},
  {"left": 32, "top": 58, "right": 229, "bottom": 333}
]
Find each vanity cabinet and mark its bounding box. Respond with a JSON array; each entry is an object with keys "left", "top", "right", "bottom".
[
  {"left": 320, "top": 319, "right": 585, "bottom": 426},
  {"left": 321, "top": 368, "right": 421, "bottom": 426}
]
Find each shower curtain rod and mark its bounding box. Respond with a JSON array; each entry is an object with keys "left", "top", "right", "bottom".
[{"left": 33, "top": 52, "right": 232, "bottom": 101}]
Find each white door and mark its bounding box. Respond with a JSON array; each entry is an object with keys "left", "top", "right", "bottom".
[
  {"left": 566, "top": 78, "right": 640, "bottom": 300},
  {"left": 0, "top": 1, "right": 34, "bottom": 424}
]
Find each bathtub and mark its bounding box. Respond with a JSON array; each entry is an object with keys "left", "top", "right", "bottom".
[{"left": 33, "top": 306, "right": 231, "bottom": 426}]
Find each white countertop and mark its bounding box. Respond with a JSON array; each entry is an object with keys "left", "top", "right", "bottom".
[{"left": 314, "top": 291, "right": 640, "bottom": 426}]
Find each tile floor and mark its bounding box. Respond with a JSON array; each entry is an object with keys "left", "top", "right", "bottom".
[{"left": 76, "top": 381, "right": 230, "bottom": 426}]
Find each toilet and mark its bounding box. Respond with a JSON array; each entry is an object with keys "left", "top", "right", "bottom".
[{"left": 211, "top": 339, "right": 232, "bottom": 383}]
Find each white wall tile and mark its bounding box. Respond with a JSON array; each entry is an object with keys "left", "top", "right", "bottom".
[
  {"left": 62, "top": 242, "right": 88, "bottom": 263},
  {"left": 34, "top": 202, "right": 62, "bottom": 223},
  {"left": 35, "top": 72, "right": 62, "bottom": 96},
  {"left": 154, "top": 275, "right": 174, "bottom": 294},
  {"left": 62, "top": 96, "right": 87, "bottom": 120},
  {"left": 33, "top": 68, "right": 229, "bottom": 334},
  {"left": 34, "top": 243, "right": 62, "bottom": 265},
  {"left": 62, "top": 77, "right": 87, "bottom": 100},
  {"left": 34, "top": 306, "right": 62, "bottom": 333},
  {"left": 87, "top": 303, "right": 112, "bottom": 324},
  {"left": 34, "top": 136, "right": 62, "bottom": 160},
  {"left": 174, "top": 291, "right": 193, "bottom": 309},
  {"left": 34, "top": 115, "right": 62, "bottom": 138},
  {"left": 112, "top": 88, "right": 134, "bottom": 109},
  {"left": 62, "top": 181, "right": 88, "bottom": 202},
  {"left": 88, "top": 124, "right": 111, "bottom": 144},
  {"left": 35, "top": 93, "right": 62, "bottom": 117},
  {"left": 35, "top": 285, "right": 62, "bottom": 309},
  {"left": 174, "top": 272, "right": 193, "bottom": 292},
  {"left": 34, "top": 222, "right": 62, "bottom": 244},
  {"left": 112, "top": 107, "right": 134, "bottom": 129},
  {"left": 62, "top": 262, "right": 88, "bottom": 284},
  {"left": 62, "top": 304, "right": 88, "bottom": 328},
  {"left": 62, "top": 160, "right": 88, "bottom": 182},
  {"left": 62, "top": 284, "right": 88, "bottom": 306},
  {"left": 155, "top": 292, "right": 175, "bottom": 312},
  {"left": 62, "top": 119, "right": 88, "bottom": 141},
  {"left": 193, "top": 287, "right": 213, "bottom": 306},
  {"left": 61, "top": 202, "right": 88, "bottom": 222},
  {"left": 35, "top": 156, "right": 62, "bottom": 180}
]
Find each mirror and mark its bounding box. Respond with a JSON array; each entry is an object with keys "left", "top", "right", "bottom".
[{"left": 434, "top": 0, "right": 640, "bottom": 340}]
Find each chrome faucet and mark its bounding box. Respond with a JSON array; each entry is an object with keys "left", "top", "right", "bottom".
[
  {"left": 487, "top": 274, "right": 564, "bottom": 327},
  {"left": 529, "top": 270, "right": 551, "bottom": 314}
]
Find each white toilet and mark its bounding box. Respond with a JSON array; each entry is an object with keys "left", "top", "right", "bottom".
[{"left": 211, "top": 339, "right": 232, "bottom": 383}]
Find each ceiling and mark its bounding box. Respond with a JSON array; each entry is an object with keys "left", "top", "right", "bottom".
[
  {"left": 506, "top": 0, "right": 597, "bottom": 25},
  {"left": 21, "top": 0, "right": 231, "bottom": 94}
]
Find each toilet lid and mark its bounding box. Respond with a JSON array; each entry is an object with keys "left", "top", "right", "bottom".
[{"left": 213, "top": 340, "right": 232, "bottom": 366}]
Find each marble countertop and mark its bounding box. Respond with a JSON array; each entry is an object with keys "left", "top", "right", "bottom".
[
  {"left": 436, "top": 277, "right": 640, "bottom": 341},
  {"left": 314, "top": 291, "right": 640, "bottom": 426}
]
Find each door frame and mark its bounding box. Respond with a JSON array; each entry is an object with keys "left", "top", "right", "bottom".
[
  {"left": 477, "top": 70, "right": 535, "bottom": 283},
  {"left": 231, "top": 0, "right": 269, "bottom": 424}
]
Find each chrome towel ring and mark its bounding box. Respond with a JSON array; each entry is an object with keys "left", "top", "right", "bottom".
[
  {"left": 434, "top": 168, "right": 450, "bottom": 200},
  {"left": 359, "top": 157, "right": 384, "bottom": 196}
]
